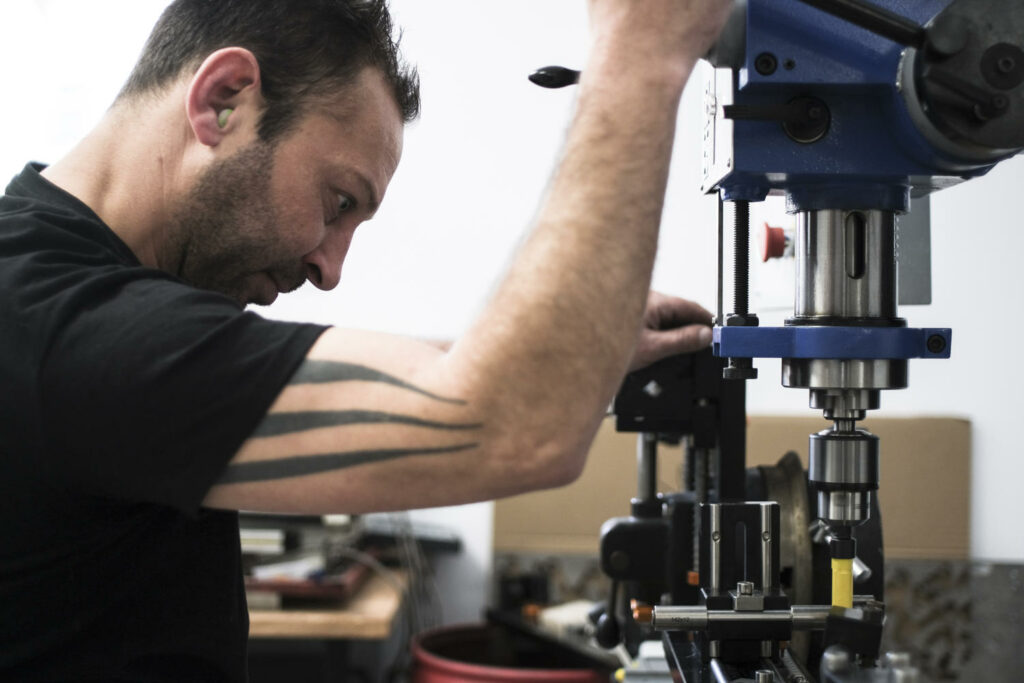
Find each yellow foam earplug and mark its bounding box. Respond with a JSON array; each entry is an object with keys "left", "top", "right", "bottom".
[{"left": 217, "top": 108, "right": 234, "bottom": 129}]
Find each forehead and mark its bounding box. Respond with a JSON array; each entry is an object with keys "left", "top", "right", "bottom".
[{"left": 308, "top": 68, "right": 404, "bottom": 170}]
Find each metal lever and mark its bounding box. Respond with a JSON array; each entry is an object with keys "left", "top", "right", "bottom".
[
  {"left": 792, "top": 0, "right": 925, "bottom": 49},
  {"left": 724, "top": 97, "right": 831, "bottom": 144}
]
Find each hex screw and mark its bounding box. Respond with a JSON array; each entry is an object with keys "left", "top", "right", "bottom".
[
  {"left": 927, "top": 334, "right": 947, "bottom": 354},
  {"left": 755, "top": 52, "right": 778, "bottom": 76}
]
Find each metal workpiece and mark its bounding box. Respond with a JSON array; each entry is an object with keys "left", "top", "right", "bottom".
[
  {"left": 646, "top": 605, "right": 832, "bottom": 631},
  {"left": 792, "top": 209, "right": 899, "bottom": 323}
]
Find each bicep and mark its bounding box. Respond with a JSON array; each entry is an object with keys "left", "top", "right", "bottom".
[{"left": 202, "top": 327, "right": 495, "bottom": 514}]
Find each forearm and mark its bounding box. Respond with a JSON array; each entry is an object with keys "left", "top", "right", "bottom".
[{"left": 447, "top": 31, "right": 700, "bottom": 476}]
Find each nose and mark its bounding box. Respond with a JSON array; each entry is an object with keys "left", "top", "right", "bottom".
[{"left": 304, "top": 228, "right": 353, "bottom": 291}]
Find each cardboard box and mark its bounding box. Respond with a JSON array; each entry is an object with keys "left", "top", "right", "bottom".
[{"left": 493, "top": 415, "right": 970, "bottom": 560}]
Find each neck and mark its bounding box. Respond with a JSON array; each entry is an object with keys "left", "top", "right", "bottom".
[{"left": 41, "top": 96, "right": 192, "bottom": 272}]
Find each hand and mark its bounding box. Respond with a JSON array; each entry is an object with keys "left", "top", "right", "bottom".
[{"left": 629, "top": 291, "right": 713, "bottom": 372}]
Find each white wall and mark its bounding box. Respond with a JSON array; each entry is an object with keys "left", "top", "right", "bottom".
[{"left": 2, "top": 3, "right": 1021, "bottom": 634}]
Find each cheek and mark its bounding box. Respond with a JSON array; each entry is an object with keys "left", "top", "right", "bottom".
[
  {"left": 266, "top": 164, "right": 326, "bottom": 250},
  {"left": 264, "top": 191, "right": 325, "bottom": 256}
]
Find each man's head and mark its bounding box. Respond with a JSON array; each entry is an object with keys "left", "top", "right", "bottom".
[
  {"left": 119, "top": 0, "right": 419, "bottom": 141},
  {"left": 114, "top": 0, "right": 417, "bottom": 306}
]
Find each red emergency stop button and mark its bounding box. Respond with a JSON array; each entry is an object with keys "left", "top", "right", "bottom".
[{"left": 762, "top": 222, "right": 787, "bottom": 262}]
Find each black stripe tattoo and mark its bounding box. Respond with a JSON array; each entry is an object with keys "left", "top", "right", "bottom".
[
  {"left": 291, "top": 361, "right": 465, "bottom": 404},
  {"left": 218, "top": 443, "right": 478, "bottom": 484},
  {"left": 253, "top": 410, "right": 482, "bottom": 438}
]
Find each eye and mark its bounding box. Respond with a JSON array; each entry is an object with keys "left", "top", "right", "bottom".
[
  {"left": 327, "top": 192, "right": 356, "bottom": 223},
  {"left": 337, "top": 195, "right": 354, "bottom": 214}
]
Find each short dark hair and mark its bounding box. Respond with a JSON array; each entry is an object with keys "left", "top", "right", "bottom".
[{"left": 118, "top": 0, "right": 420, "bottom": 141}]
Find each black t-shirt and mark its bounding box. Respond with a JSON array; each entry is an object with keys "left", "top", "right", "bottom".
[{"left": 0, "top": 164, "right": 328, "bottom": 681}]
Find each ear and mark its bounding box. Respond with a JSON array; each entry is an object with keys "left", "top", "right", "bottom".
[{"left": 185, "top": 47, "right": 263, "bottom": 147}]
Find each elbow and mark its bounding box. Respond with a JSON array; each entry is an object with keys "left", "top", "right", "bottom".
[
  {"left": 543, "top": 443, "right": 589, "bottom": 489},
  {"left": 495, "top": 434, "right": 591, "bottom": 497}
]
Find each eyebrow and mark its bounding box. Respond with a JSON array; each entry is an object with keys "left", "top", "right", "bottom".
[{"left": 339, "top": 165, "right": 381, "bottom": 218}]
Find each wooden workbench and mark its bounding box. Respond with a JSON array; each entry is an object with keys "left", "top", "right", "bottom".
[{"left": 248, "top": 572, "right": 405, "bottom": 640}]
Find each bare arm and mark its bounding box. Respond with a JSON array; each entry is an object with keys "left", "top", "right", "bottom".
[{"left": 203, "top": 0, "right": 732, "bottom": 514}]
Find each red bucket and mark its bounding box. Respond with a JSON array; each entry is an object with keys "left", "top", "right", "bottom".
[{"left": 411, "top": 623, "right": 611, "bottom": 683}]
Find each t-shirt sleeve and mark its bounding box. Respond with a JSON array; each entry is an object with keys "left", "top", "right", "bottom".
[{"left": 38, "top": 274, "right": 328, "bottom": 515}]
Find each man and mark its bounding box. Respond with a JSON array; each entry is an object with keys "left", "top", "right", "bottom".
[{"left": 0, "top": 0, "right": 732, "bottom": 679}]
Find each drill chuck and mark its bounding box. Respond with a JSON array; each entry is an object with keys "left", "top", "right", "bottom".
[{"left": 809, "top": 427, "right": 879, "bottom": 526}]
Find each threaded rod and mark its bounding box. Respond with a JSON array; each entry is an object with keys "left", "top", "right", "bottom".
[{"left": 733, "top": 200, "right": 750, "bottom": 316}]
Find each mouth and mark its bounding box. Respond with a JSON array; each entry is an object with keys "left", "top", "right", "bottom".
[{"left": 245, "top": 272, "right": 280, "bottom": 307}]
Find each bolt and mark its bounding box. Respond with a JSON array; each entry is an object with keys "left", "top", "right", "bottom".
[
  {"left": 998, "top": 56, "right": 1016, "bottom": 73},
  {"left": 762, "top": 531, "right": 771, "bottom": 541},
  {"left": 784, "top": 58, "right": 796, "bottom": 70},
  {"left": 926, "top": 334, "right": 947, "bottom": 354},
  {"left": 711, "top": 531, "right": 721, "bottom": 542},
  {"left": 755, "top": 52, "right": 778, "bottom": 76},
  {"left": 737, "top": 580, "right": 754, "bottom": 595},
  {"left": 643, "top": 380, "right": 663, "bottom": 398}
]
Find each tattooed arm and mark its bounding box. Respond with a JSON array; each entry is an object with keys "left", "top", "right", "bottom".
[{"left": 202, "top": 1, "right": 732, "bottom": 514}]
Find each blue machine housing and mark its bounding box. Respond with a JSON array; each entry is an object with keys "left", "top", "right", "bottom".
[
  {"left": 713, "top": 326, "right": 952, "bottom": 360},
  {"left": 704, "top": 0, "right": 997, "bottom": 364},
  {"left": 707, "top": 0, "right": 1010, "bottom": 212}
]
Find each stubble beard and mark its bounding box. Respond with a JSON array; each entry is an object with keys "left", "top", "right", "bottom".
[{"left": 170, "top": 141, "right": 306, "bottom": 306}]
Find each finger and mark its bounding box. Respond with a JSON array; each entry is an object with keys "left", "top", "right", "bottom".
[
  {"left": 631, "top": 323, "right": 713, "bottom": 371},
  {"left": 649, "top": 294, "right": 713, "bottom": 328},
  {"left": 656, "top": 323, "right": 713, "bottom": 354}
]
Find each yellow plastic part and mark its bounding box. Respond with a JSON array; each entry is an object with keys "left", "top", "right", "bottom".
[
  {"left": 831, "top": 558, "right": 854, "bottom": 608},
  {"left": 615, "top": 668, "right": 626, "bottom": 682}
]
